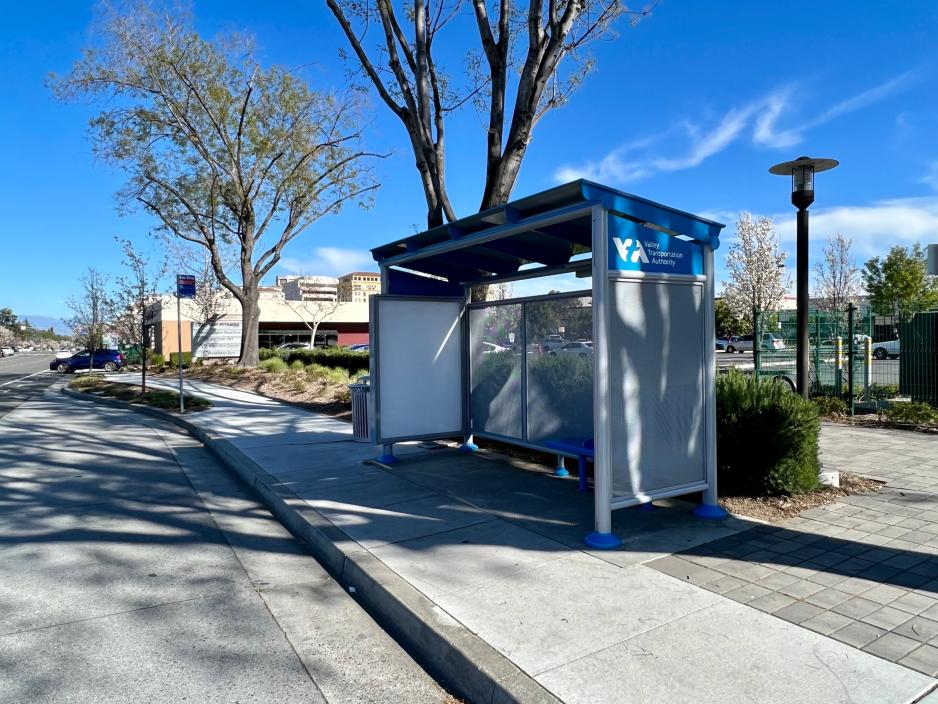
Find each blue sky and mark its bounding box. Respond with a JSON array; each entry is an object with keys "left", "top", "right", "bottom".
[{"left": 2, "top": 1, "right": 938, "bottom": 318}]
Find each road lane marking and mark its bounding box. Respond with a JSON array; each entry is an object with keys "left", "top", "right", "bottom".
[{"left": 0, "top": 369, "right": 52, "bottom": 387}]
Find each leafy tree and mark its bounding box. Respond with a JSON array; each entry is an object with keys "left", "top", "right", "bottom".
[
  {"left": 715, "top": 298, "right": 747, "bottom": 338},
  {"left": 0, "top": 308, "right": 17, "bottom": 329},
  {"left": 862, "top": 243, "right": 938, "bottom": 319},
  {"left": 51, "top": 2, "right": 379, "bottom": 366},
  {"left": 720, "top": 212, "right": 790, "bottom": 325},
  {"left": 812, "top": 232, "right": 861, "bottom": 317},
  {"left": 326, "top": 0, "right": 653, "bottom": 228},
  {"left": 112, "top": 238, "right": 166, "bottom": 391}
]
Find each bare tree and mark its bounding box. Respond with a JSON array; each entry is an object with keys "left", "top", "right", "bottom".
[
  {"left": 66, "top": 268, "right": 113, "bottom": 374},
  {"left": 326, "top": 0, "right": 653, "bottom": 228},
  {"left": 721, "top": 212, "right": 790, "bottom": 324},
  {"left": 283, "top": 282, "right": 341, "bottom": 348},
  {"left": 812, "top": 232, "right": 861, "bottom": 317},
  {"left": 51, "top": 2, "right": 380, "bottom": 366}
]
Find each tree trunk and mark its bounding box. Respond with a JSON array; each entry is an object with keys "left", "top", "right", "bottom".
[{"left": 238, "top": 291, "right": 261, "bottom": 367}]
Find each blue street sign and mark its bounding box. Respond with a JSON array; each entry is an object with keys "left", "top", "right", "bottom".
[{"left": 176, "top": 274, "right": 196, "bottom": 298}]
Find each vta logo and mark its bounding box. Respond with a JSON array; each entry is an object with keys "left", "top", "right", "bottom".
[{"left": 612, "top": 237, "right": 649, "bottom": 265}]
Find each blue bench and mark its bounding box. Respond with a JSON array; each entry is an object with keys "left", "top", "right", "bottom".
[{"left": 545, "top": 438, "right": 593, "bottom": 492}]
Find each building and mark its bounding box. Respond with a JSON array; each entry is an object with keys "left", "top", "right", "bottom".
[
  {"left": 145, "top": 292, "right": 369, "bottom": 357},
  {"left": 337, "top": 272, "right": 380, "bottom": 303},
  {"left": 276, "top": 275, "right": 338, "bottom": 302}
]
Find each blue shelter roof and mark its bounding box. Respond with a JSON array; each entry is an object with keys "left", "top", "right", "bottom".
[{"left": 371, "top": 180, "right": 724, "bottom": 285}]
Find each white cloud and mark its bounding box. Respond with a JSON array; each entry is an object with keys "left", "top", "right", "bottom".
[
  {"left": 554, "top": 70, "right": 922, "bottom": 186},
  {"left": 279, "top": 246, "right": 375, "bottom": 276},
  {"left": 773, "top": 196, "right": 938, "bottom": 259},
  {"left": 653, "top": 106, "right": 756, "bottom": 172},
  {"left": 920, "top": 162, "right": 938, "bottom": 192}
]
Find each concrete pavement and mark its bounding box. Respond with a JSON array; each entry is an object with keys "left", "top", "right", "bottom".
[
  {"left": 94, "top": 373, "right": 937, "bottom": 704},
  {"left": 0, "top": 383, "right": 450, "bottom": 703}
]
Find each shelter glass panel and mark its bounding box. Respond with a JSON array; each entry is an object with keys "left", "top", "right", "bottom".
[
  {"left": 525, "top": 296, "right": 594, "bottom": 443},
  {"left": 469, "top": 304, "right": 523, "bottom": 438}
]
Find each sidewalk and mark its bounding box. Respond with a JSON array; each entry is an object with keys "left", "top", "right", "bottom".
[{"left": 94, "top": 374, "right": 937, "bottom": 704}]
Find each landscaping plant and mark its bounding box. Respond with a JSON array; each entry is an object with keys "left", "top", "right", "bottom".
[
  {"left": 882, "top": 403, "right": 938, "bottom": 426},
  {"left": 717, "top": 371, "right": 820, "bottom": 496}
]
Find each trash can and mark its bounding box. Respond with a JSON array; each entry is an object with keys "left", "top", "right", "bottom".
[{"left": 348, "top": 376, "right": 371, "bottom": 443}]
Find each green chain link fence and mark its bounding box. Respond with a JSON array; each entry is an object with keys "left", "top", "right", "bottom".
[{"left": 749, "top": 305, "right": 938, "bottom": 412}]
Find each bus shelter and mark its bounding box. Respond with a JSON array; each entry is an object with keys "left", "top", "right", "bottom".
[{"left": 368, "top": 180, "right": 726, "bottom": 548}]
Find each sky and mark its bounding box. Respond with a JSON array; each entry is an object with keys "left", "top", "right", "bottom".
[{"left": 2, "top": 1, "right": 938, "bottom": 318}]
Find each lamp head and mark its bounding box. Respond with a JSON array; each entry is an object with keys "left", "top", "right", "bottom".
[{"left": 769, "top": 156, "right": 839, "bottom": 210}]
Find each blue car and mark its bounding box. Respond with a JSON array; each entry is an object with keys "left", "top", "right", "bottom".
[{"left": 50, "top": 349, "right": 126, "bottom": 374}]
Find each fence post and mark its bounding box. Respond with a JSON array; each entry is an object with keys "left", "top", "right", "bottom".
[
  {"left": 865, "top": 336, "right": 872, "bottom": 401},
  {"left": 847, "top": 304, "right": 856, "bottom": 416},
  {"left": 814, "top": 311, "right": 821, "bottom": 395},
  {"left": 753, "top": 307, "right": 761, "bottom": 381},
  {"left": 835, "top": 336, "right": 843, "bottom": 397}
]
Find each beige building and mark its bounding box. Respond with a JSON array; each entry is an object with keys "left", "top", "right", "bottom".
[
  {"left": 337, "top": 271, "right": 380, "bottom": 303},
  {"left": 276, "top": 275, "right": 339, "bottom": 302},
  {"left": 145, "top": 293, "right": 369, "bottom": 357}
]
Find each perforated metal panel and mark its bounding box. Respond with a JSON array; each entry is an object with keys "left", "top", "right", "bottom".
[
  {"left": 373, "top": 296, "right": 465, "bottom": 442},
  {"left": 607, "top": 280, "right": 706, "bottom": 499}
]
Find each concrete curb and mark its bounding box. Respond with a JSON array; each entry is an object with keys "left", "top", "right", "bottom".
[{"left": 62, "top": 385, "right": 562, "bottom": 704}]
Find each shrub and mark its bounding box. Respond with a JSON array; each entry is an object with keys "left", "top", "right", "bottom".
[
  {"left": 169, "top": 351, "right": 192, "bottom": 368},
  {"left": 868, "top": 383, "right": 900, "bottom": 400},
  {"left": 259, "top": 348, "right": 278, "bottom": 361},
  {"left": 282, "top": 347, "right": 369, "bottom": 374},
  {"left": 259, "top": 357, "right": 288, "bottom": 373},
  {"left": 883, "top": 402, "right": 938, "bottom": 425},
  {"left": 306, "top": 363, "right": 351, "bottom": 386},
  {"left": 150, "top": 353, "right": 165, "bottom": 369},
  {"left": 813, "top": 395, "right": 848, "bottom": 417},
  {"left": 717, "top": 371, "right": 820, "bottom": 496},
  {"left": 290, "top": 359, "right": 305, "bottom": 370}
]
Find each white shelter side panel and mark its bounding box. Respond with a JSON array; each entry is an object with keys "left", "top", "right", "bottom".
[
  {"left": 608, "top": 280, "right": 706, "bottom": 499},
  {"left": 374, "top": 297, "right": 464, "bottom": 441}
]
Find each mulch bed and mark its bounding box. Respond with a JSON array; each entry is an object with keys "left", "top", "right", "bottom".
[
  {"left": 823, "top": 414, "right": 938, "bottom": 434},
  {"left": 720, "top": 472, "right": 883, "bottom": 523}
]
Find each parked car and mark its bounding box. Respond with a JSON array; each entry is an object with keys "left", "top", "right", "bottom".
[
  {"left": 276, "top": 341, "right": 313, "bottom": 351},
  {"left": 715, "top": 337, "right": 730, "bottom": 351},
  {"left": 550, "top": 341, "right": 593, "bottom": 357},
  {"left": 50, "top": 349, "right": 125, "bottom": 373},
  {"left": 542, "top": 334, "right": 566, "bottom": 352},
  {"left": 725, "top": 333, "right": 786, "bottom": 353},
  {"left": 55, "top": 349, "right": 73, "bottom": 359},
  {"left": 348, "top": 343, "right": 369, "bottom": 352},
  {"left": 0, "top": 347, "right": 14, "bottom": 357},
  {"left": 873, "top": 338, "right": 900, "bottom": 360}
]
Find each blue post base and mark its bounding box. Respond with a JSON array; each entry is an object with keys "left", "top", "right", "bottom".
[
  {"left": 694, "top": 503, "right": 729, "bottom": 520},
  {"left": 639, "top": 502, "right": 656, "bottom": 512},
  {"left": 377, "top": 453, "right": 399, "bottom": 465},
  {"left": 585, "top": 531, "right": 622, "bottom": 550},
  {"left": 554, "top": 467, "right": 570, "bottom": 477},
  {"left": 459, "top": 442, "right": 479, "bottom": 453}
]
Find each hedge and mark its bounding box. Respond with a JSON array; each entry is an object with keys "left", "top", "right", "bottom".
[
  {"left": 169, "top": 351, "right": 192, "bottom": 368},
  {"left": 717, "top": 371, "right": 820, "bottom": 496},
  {"left": 259, "top": 346, "right": 369, "bottom": 374}
]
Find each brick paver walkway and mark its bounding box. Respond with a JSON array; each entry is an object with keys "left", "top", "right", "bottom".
[{"left": 649, "top": 423, "right": 938, "bottom": 676}]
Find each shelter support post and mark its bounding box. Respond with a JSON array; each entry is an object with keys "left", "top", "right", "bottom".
[
  {"left": 694, "top": 244, "right": 728, "bottom": 520},
  {"left": 459, "top": 285, "right": 478, "bottom": 453},
  {"left": 378, "top": 443, "right": 398, "bottom": 465},
  {"left": 554, "top": 455, "right": 569, "bottom": 477},
  {"left": 585, "top": 205, "right": 622, "bottom": 549}
]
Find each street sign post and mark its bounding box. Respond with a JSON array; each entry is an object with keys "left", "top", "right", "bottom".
[{"left": 176, "top": 275, "right": 196, "bottom": 412}]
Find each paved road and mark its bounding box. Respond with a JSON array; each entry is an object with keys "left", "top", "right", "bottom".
[
  {"left": 0, "top": 354, "right": 56, "bottom": 419},
  {"left": 0, "top": 383, "right": 449, "bottom": 703}
]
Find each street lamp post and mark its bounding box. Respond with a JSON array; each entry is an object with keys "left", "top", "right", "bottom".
[{"left": 769, "top": 156, "right": 839, "bottom": 399}]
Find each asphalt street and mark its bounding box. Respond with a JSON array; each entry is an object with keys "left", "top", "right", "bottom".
[
  {"left": 0, "top": 370, "right": 449, "bottom": 703},
  {"left": 0, "top": 353, "right": 57, "bottom": 419}
]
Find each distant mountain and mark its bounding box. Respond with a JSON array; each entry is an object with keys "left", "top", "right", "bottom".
[{"left": 20, "top": 315, "right": 71, "bottom": 335}]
